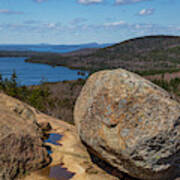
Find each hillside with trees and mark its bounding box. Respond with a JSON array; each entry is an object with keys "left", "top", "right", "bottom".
[{"left": 26, "top": 35, "right": 180, "bottom": 75}]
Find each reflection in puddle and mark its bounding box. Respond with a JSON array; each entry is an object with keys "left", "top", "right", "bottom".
[
  {"left": 42, "top": 133, "right": 75, "bottom": 179},
  {"left": 49, "top": 164, "right": 75, "bottom": 180},
  {"left": 39, "top": 164, "right": 75, "bottom": 180},
  {"left": 44, "top": 133, "right": 63, "bottom": 146}
]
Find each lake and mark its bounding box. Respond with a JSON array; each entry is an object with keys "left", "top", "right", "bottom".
[{"left": 0, "top": 57, "right": 88, "bottom": 86}]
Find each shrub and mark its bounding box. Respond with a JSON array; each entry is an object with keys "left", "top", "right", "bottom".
[{"left": 0, "top": 72, "right": 51, "bottom": 112}]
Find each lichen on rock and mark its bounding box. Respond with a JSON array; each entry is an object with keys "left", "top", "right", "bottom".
[{"left": 74, "top": 68, "right": 180, "bottom": 180}]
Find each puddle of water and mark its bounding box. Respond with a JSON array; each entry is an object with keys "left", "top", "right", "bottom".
[
  {"left": 44, "top": 133, "right": 63, "bottom": 146},
  {"left": 42, "top": 133, "right": 75, "bottom": 179},
  {"left": 39, "top": 164, "right": 75, "bottom": 180},
  {"left": 49, "top": 164, "right": 75, "bottom": 180}
]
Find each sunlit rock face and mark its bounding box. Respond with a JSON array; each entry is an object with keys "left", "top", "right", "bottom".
[
  {"left": 74, "top": 68, "right": 180, "bottom": 180},
  {"left": 0, "top": 93, "right": 50, "bottom": 180}
]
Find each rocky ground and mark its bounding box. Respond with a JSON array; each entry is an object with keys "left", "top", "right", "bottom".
[
  {"left": 18, "top": 100, "right": 119, "bottom": 180},
  {"left": 0, "top": 92, "right": 119, "bottom": 180}
]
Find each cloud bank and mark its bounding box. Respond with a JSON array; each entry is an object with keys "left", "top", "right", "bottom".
[{"left": 1, "top": 19, "right": 179, "bottom": 37}]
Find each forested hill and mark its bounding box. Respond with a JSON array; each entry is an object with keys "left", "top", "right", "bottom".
[
  {"left": 26, "top": 35, "right": 180, "bottom": 75},
  {"left": 105, "top": 35, "right": 180, "bottom": 52}
]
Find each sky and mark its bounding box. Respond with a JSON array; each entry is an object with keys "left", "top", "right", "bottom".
[{"left": 0, "top": 0, "right": 179, "bottom": 44}]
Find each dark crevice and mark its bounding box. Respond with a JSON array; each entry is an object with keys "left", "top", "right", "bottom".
[{"left": 82, "top": 141, "right": 139, "bottom": 180}]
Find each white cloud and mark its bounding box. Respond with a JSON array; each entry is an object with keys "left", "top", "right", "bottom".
[
  {"left": 138, "top": 8, "right": 155, "bottom": 16},
  {"left": 42, "top": 22, "right": 62, "bottom": 30},
  {"left": 78, "top": 0, "right": 104, "bottom": 4},
  {"left": 101, "top": 20, "right": 180, "bottom": 37},
  {"left": 104, "top": 21, "right": 126, "bottom": 27},
  {"left": 115, "top": 0, "right": 150, "bottom": 5},
  {"left": 46, "top": 23, "right": 56, "bottom": 28},
  {"left": 0, "top": 9, "right": 24, "bottom": 15}
]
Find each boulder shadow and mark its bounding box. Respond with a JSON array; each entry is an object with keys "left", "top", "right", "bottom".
[{"left": 82, "top": 141, "right": 139, "bottom": 180}]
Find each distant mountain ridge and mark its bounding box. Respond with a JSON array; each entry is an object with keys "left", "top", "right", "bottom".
[{"left": 0, "top": 42, "right": 113, "bottom": 53}]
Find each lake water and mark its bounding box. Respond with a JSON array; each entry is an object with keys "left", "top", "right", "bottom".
[{"left": 0, "top": 57, "right": 88, "bottom": 86}]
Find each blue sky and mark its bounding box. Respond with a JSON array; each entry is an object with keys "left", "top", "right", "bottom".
[{"left": 0, "top": 0, "right": 179, "bottom": 44}]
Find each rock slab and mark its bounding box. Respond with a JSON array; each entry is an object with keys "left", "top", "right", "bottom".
[
  {"left": 0, "top": 93, "right": 50, "bottom": 179},
  {"left": 74, "top": 68, "right": 180, "bottom": 180}
]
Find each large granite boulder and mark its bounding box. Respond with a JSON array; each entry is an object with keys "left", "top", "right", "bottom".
[
  {"left": 0, "top": 93, "right": 50, "bottom": 180},
  {"left": 74, "top": 69, "right": 180, "bottom": 180}
]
